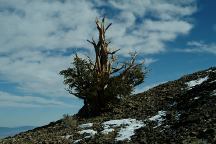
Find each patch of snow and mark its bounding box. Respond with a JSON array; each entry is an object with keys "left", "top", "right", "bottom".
[
  {"left": 175, "top": 112, "right": 181, "bottom": 120},
  {"left": 79, "top": 123, "right": 93, "bottom": 129},
  {"left": 104, "top": 84, "right": 108, "bottom": 89},
  {"left": 149, "top": 111, "right": 166, "bottom": 127},
  {"left": 116, "top": 120, "right": 144, "bottom": 141},
  {"left": 102, "top": 118, "right": 145, "bottom": 141},
  {"left": 210, "top": 80, "right": 216, "bottom": 83},
  {"left": 117, "top": 95, "right": 121, "bottom": 99},
  {"left": 84, "top": 135, "right": 91, "bottom": 139},
  {"left": 169, "top": 101, "right": 177, "bottom": 107},
  {"left": 101, "top": 128, "right": 114, "bottom": 134},
  {"left": 65, "top": 135, "right": 72, "bottom": 139},
  {"left": 61, "top": 134, "right": 72, "bottom": 139},
  {"left": 207, "top": 69, "right": 216, "bottom": 73},
  {"left": 103, "top": 119, "right": 134, "bottom": 128},
  {"left": 211, "top": 90, "right": 216, "bottom": 96},
  {"left": 78, "top": 129, "right": 97, "bottom": 136},
  {"left": 186, "top": 76, "right": 208, "bottom": 89},
  {"left": 74, "top": 128, "right": 96, "bottom": 143},
  {"left": 194, "top": 96, "right": 200, "bottom": 100},
  {"left": 73, "top": 139, "right": 82, "bottom": 144}
]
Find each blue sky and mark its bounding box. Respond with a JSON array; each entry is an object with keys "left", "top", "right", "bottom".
[{"left": 0, "top": 0, "right": 215, "bottom": 127}]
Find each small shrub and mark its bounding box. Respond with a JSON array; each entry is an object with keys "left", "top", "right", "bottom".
[{"left": 62, "top": 114, "right": 77, "bottom": 128}]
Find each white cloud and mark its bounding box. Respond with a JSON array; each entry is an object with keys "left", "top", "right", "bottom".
[
  {"left": 178, "top": 41, "right": 216, "bottom": 55},
  {"left": 135, "top": 58, "right": 158, "bottom": 66},
  {"left": 0, "top": 0, "right": 98, "bottom": 52},
  {"left": 0, "top": 0, "right": 197, "bottom": 54},
  {"left": 0, "top": 91, "right": 74, "bottom": 108},
  {"left": 0, "top": 50, "right": 72, "bottom": 97},
  {"left": 125, "top": 19, "right": 193, "bottom": 54},
  {"left": 99, "top": 0, "right": 195, "bottom": 55},
  {"left": 144, "top": 58, "right": 158, "bottom": 66},
  {"left": 0, "top": 0, "right": 197, "bottom": 106},
  {"left": 187, "top": 41, "right": 204, "bottom": 47},
  {"left": 149, "top": 0, "right": 197, "bottom": 20},
  {"left": 142, "top": 20, "right": 192, "bottom": 34}
]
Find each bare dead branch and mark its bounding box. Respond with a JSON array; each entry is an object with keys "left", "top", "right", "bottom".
[
  {"left": 108, "top": 49, "right": 120, "bottom": 55},
  {"left": 111, "top": 64, "right": 125, "bottom": 74},
  {"left": 105, "top": 23, "right": 112, "bottom": 31},
  {"left": 96, "top": 18, "right": 101, "bottom": 31}
]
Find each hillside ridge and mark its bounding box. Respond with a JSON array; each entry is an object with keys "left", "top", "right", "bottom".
[{"left": 1, "top": 67, "right": 216, "bottom": 144}]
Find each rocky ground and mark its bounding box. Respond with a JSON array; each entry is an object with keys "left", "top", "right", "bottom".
[{"left": 1, "top": 67, "right": 216, "bottom": 144}]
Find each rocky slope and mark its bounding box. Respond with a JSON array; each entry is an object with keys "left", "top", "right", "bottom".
[{"left": 1, "top": 67, "right": 216, "bottom": 144}]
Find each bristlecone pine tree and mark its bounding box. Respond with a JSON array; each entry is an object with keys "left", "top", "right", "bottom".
[{"left": 60, "top": 18, "right": 146, "bottom": 117}]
